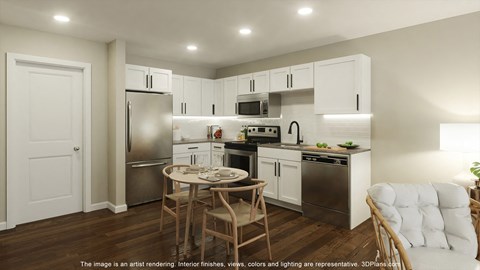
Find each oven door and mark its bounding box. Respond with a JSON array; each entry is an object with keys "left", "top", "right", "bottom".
[{"left": 225, "top": 148, "right": 257, "bottom": 180}]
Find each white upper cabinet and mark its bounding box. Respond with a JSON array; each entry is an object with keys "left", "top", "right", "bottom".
[
  {"left": 173, "top": 75, "right": 202, "bottom": 116},
  {"left": 269, "top": 67, "right": 290, "bottom": 92},
  {"left": 214, "top": 79, "right": 224, "bottom": 116},
  {"left": 223, "top": 76, "right": 238, "bottom": 116},
  {"left": 201, "top": 79, "right": 215, "bottom": 116},
  {"left": 238, "top": 71, "right": 270, "bottom": 95},
  {"left": 314, "top": 54, "right": 371, "bottom": 114},
  {"left": 172, "top": 75, "right": 184, "bottom": 115},
  {"left": 237, "top": 74, "right": 252, "bottom": 95},
  {"left": 182, "top": 76, "right": 202, "bottom": 116},
  {"left": 125, "top": 64, "right": 172, "bottom": 93},
  {"left": 269, "top": 63, "right": 313, "bottom": 92}
]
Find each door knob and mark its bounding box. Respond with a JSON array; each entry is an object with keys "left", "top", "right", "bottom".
[{"left": 74, "top": 146, "right": 80, "bottom": 151}]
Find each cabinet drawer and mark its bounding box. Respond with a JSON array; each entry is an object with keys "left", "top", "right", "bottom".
[
  {"left": 211, "top": 143, "right": 224, "bottom": 152},
  {"left": 173, "top": 143, "right": 210, "bottom": 154},
  {"left": 258, "top": 147, "right": 301, "bottom": 162}
]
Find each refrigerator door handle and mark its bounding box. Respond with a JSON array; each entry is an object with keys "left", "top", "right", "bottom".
[
  {"left": 127, "top": 101, "right": 132, "bottom": 152},
  {"left": 131, "top": 162, "right": 167, "bottom": 168}
]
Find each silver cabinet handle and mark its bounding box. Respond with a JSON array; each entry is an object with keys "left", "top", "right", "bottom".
[
  {"left": 181, "top": 102, "right": 184, "bottom": 114},
  {"left": 146, "top": 75, "right": 149, "bottom": 88},
  {"left": 127, "top": 101, "right": 132, "bottom": 152},
  {"left": 74, "top": 146, "right": 80, "bottom": 151},
  {"left": 131, "top": 162, "right": 167, "bottom": 168}
]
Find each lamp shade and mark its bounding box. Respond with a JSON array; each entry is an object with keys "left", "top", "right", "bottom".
[{"left": 440, "top": 123, "right": 480, "bottom": 152}]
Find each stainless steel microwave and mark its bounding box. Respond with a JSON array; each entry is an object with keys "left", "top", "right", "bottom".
[{"left": 236, "top": 93, "right": 281, "bottom": 118}]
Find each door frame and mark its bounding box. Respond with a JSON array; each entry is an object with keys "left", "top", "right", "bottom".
[{"left": 6, "top": 53, "right": 92, "bottom": 229}]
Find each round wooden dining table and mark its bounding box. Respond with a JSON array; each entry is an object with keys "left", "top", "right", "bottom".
[{"left": 168, "top": 167, "right": 249, "bottom": 255}]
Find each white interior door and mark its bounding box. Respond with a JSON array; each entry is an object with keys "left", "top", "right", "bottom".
[{"left": 7, "top": 55, "right": 87, "bottom": 227}]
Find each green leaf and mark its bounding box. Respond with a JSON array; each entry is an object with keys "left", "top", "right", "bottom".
[{"left": 471, "top": 162, "right": 480, "bottom": 178}]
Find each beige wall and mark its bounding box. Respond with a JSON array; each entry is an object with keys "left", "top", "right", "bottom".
[
  {"left": 107, "top": 40, "right": 126, "bottom": 205},
  {"left": 217, "top": 12, "right": 480, "bottom": 184},
  {"left": 0, "top": 23, "right": 109, "bottom": 221},
  {"left": 126, "top": 54, "right": 216, "bottom": 78}
]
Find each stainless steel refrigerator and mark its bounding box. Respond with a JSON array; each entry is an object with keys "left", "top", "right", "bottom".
[{"left": 126, "top": 91, "right": 172, "bottom": 206}]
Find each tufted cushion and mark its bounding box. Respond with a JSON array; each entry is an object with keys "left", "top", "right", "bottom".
[
  {"left": 368, "top": 183, "right": 477, "bottom": 258},
  {"left": 406, "top": 247, "right": 480, "bottom": 270}
]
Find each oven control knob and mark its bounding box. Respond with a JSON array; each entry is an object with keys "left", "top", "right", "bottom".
[
  {"left": 273, "top": 130, "right": 276, "bottom": 133},
  {"left": 269, "top": 128, "right": 272, "bottom": 132},
  {"left": 248, "top": 129, "right": 251, "bottom": 132},
  {"left": 252, "top": 128, "right": 256, "bottom": 131}
]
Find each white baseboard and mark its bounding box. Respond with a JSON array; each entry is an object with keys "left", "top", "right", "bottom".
[
  {"left": 0, "top": 221, "right": 6, "bottom": 231},
  {"left": 107, "top": 202, "right": 128, "bottom": 214},
  {"left": 85, "top": 201, "right": 108, "bottom": 212}
]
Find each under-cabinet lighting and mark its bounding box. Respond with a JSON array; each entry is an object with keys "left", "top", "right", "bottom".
[
  {"left": 173, "top": 116, "right": 238, "bottom": 120},
  {"left": 323, "top": 114, "right": 372, "bottom": 119},
  {"left": 53, "top": 15, "right": 70, "bottom": 22}
]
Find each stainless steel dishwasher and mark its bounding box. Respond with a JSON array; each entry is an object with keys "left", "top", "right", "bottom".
[{"left": 301, "top": 152, "right": 350, "bottom": 228}]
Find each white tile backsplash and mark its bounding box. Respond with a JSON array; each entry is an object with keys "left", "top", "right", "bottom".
[{"left": 173, "top": 91, "right": 371, "bottom": 148}]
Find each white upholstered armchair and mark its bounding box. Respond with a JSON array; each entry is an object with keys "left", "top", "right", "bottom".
[{"left": 366, "top": 183, "right": 480, "bottom": 270}]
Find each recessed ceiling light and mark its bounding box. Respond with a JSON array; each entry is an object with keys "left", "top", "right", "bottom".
[
  {"left": 239, "top": 28, "right": 252, "bottom": 35},
  {"left": 297, "top": 7, "right": 313, "bottom": 16},
  {"left": 53, "top": 15, "right": 70, "bottom": 22},
  {"left": 187, "top": 45, "right": 197, "bottom": 51}
]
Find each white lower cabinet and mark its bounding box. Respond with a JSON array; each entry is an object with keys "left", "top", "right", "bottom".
[
  {"left": 173, "top": 143, "right": 211, "bottom": 189},
  {"left": 257, "top": 148, "right": 301, "bottom": 206},
  {"left": 173, "top": 143, "right": 211, "bottom": 167},
  {"left": 211, "top": 143, "right": 225, "bottom": 167}
]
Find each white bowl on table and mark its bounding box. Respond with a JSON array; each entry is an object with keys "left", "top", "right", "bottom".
[{"left": 217, "top": 169, "right": 232, "bottom": 177}]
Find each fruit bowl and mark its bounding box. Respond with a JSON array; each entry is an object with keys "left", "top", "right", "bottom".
[{"left": 337, "top": 144, "right": 359, "bottom": 149}]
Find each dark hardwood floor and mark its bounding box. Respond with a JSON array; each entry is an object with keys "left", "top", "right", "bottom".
[{"left": 0, "top": 200, "right": 377, "bottom": 269}]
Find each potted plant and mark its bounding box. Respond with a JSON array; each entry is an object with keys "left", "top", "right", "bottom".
[{"left": 471, "top": 162, "right": 480, "bottom": 188}]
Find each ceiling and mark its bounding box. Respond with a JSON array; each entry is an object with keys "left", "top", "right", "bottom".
[{"left": 1, "top": 0, "right": 479, "bottom": 69}]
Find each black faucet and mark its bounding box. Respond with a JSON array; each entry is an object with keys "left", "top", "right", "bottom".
[{"left": 288, "top": 121, "right": 303, "bottom": 145}]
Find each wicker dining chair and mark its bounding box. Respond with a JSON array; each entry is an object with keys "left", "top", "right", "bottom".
[
  {"left": 366, "top": 183, "right": 480, "bottom": 270},
  {"left": 200, "top": 179, "right": 272, "bottom": 270},
  {"left": 160, "top": 164, "right": 215, "bottom": 246}
]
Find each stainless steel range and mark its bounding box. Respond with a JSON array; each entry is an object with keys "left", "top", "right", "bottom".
[{"left": 224, "top": 125, "right": 281, "bottom": 184}]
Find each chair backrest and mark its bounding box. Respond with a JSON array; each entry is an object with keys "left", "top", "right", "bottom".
[
  {"left": 162, "top": 164, "right": 190, "bottom": 193},
  {"left": 368, "top": 183, "right": 477, "bottom": 258},
  {"left": 210, "top": 179, "right": 267, "bottom": 225}
]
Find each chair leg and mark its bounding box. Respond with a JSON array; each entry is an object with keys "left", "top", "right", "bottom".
[
  {"left": 201, "top": 210, "right": 207, "bottom": 261},
  {"left": 160, "top": 198, "right": 166, "bottom": 232},
  {"left": 264, "top": 216, "right": 272, "bottom": 261},
  {"left": 212, "top": 193, "right": 217, "bottom": 232},
  {"left": 191, "top": 201, "right": 196, "bottom": 237},
  {"left": 225, "top": 221, "right": 230, "bottom": 255},
  {"left": 232, "top": 225, "right": 239, "bottom": 270},
  {"left": 239, "top": 226, "right": 243, "bottom": 244},
  {"left": 175, "top": 201, "right": 180, "bottom": 246}
]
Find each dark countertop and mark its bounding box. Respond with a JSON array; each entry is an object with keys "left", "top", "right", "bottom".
[
  {"left": 173, "top": 139, "right": 370, "bottom": 155},
  {"left": 173, "top": 138, "right": 237, "bottom": 145},
  {"left": 258, "top": 143, "right": 370, "bottom": 155}
]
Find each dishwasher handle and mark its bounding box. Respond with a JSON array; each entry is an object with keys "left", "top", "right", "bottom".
[{"left": 302, "top": 154, "right": 348, "bottom": 166}]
